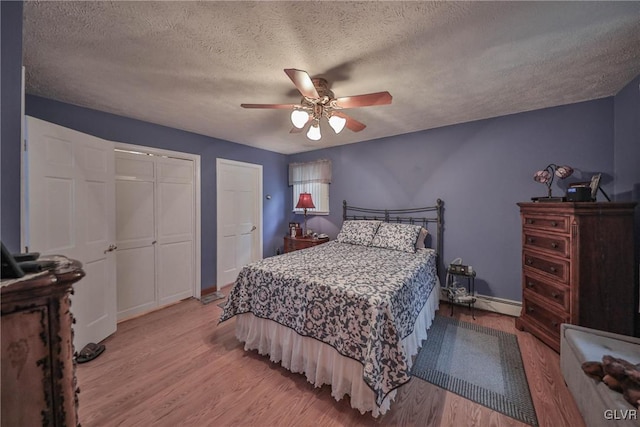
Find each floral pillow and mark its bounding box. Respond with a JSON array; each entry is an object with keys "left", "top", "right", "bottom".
[
  {"left": 336, "top": 220, "right": 381, "bottom": 246},
  {"left": 371, "top": 222, "right": 422, "bottom": 253}
]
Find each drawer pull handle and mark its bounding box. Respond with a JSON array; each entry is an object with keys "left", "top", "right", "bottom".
[
  {"left": 552, "top": 321, "right": 558, "bottom": 328},
  {"left": 527, "top": 237, "right": 535, "bottom": 244},
  {"left": 526, "top": 259, "right": 533, "bottom": 265},
  {"left": 527, "top": 282, "right": 534, "bottom": 288},
  {"left": 551, "top": 292, "right": 559, "bottom": 299},
  {"left": 549, "top": 266, "right": 557, "bottom": 273},
  {"left": 551, "top": 221, "right": 558, "bottom": 227},
  {"left": 526, "top": 219, "right": 534, "bottom": 224},
  {"left": 551, "top": 242, "right": 559, "bottom": 249},
  {"left": 527, "top": 307, "right": 534, "bottom": 313}
]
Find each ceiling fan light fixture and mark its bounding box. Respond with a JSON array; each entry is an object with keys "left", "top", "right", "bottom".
[
  {"left": 241, "top": 69, "right": 392, "bottom": 141},
  {"left": 291, "top": 109, "right": 310, "bottom": 129},
  {"left": 307, "top": 122, "right": 321, "bottom": 141},
  {"left": 328, "top": 114, "right": 347, "bottom": 134}
]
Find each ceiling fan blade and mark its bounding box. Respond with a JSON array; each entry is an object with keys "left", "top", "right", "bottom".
[
  {"left": 334, "top": 91, "right": 392, "bottom": 109},
  {"left": 284, "top": 69, "right": 319, "bottom": 99},
  {"left": 333, "top": 111, "right": 366, "bottom": 132},
  {"left": 241, "top": 103, "right": 299, "bottom": 109}
]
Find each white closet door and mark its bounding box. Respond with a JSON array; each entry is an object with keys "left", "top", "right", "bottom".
[
  {"left": 26, "top": 116, "right": 117, "bottom": 350},
  {"left": 156, "top": 157, "right": 194, "bottom": 305},
  {"left": 115, "top": 152, "right": 156, "bottom": 320},
  {"left": 115, "top": 151, "right": 196, "bottom": 318}
]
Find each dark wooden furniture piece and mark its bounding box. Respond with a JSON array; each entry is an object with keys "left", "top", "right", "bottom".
[
  {"left": 284, "top": 235, "right": 330, "bottom": 253},
  {"left": 515, "top": 202, "right": 637, "bottom": 352},
  {"left": 445, "top": 267, "right": 477, "bottom": 319},
  {"left": 1, "top": 259, "right": 85, "bottom": 427}
]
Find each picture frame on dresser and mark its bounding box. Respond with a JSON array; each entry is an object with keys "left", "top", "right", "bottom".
[{"left": 589, "top": 173, "right": 601, "bottom": 200}]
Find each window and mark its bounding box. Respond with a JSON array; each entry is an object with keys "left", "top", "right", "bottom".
[{"left": 289, "top": 159, "right": 331, "bottom": 215}]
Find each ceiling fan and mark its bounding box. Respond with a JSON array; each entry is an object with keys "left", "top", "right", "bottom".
[{"left": 241, "top": 69, "right": 392, "bottom": 141}]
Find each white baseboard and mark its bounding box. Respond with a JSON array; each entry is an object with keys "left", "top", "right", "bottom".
[
  {"left": 473, "top": 294, "right": 522, "bottom": 317},
  {"left": 440, "top": 293, "right": 522, "bottom": 317}
]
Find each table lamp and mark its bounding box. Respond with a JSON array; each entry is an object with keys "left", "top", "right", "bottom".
[
  {"left": 295, "top": 193, "right": 315, "bottom": 236},
  {"left": 533, "top": 164, "right": 573, "bottom": 200}
]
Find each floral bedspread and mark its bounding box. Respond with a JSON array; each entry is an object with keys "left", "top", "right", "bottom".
[{"left": 219, "top": 241, "right": 438, "bottom": 405}]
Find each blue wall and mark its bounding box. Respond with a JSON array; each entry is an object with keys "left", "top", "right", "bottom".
[
  {"left": 289, "top": 99, "right": 617, "bottom": 302},
  {"left": 1, "top": 1, "right": 23, "bottom": 252},
  {"left": 25, "top": 96, "right": 289, "bottom": 290},
  {"left": 614, "top": 75, "right": 640, "bottom": 302}
]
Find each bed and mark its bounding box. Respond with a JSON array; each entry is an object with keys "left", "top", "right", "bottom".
[{"left": 219, "top": 200, "right": 443, "bottom": 416}]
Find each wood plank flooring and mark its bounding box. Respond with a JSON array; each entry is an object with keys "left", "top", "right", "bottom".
[{"left": 76, "top": 297, "right": 585, "bottom": 427}]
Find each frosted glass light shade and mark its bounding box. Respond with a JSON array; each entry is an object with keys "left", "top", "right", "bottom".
[
  {"left": 291, "top": 110, "right": 310, "bottom": 128},
  {"left": 328, "top": 115, "right": 347, "bottom": 133},
  {"left": 307, "top": 123, "right": 321, "bottom": 141}
]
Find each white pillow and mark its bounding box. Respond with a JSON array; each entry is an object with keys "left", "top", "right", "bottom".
[{"left": 336, "top": 220, "right": 381, "bottom": 246}]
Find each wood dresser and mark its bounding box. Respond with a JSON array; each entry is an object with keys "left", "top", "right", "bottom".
[
  {"left": 515, "top": 202, "right": 637, "bottom": 352},
  {"left": 1, "top": 259, "right": 85, "bottom": 426},
  {"left": 284, "top": 235, "right": 330, "bottom": 253}
]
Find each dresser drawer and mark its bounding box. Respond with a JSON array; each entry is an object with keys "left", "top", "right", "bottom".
[
  {"left": 523, "top": 273, "right": 569, "bottom": 312},
  {"left": 523, "top": 250, "right": 570, "bottom": 283},
  {"left": 522, "top": 214, "right": 570, "bottom": 233},
  {"left": 521, "top": 296, "right": 568, "bottom": 340},
  {"left": 523, "top": 230, "right": 570, "bottom": 258},
  {"left": 284, "top": 239, "right": 296, "bottom": 253}
]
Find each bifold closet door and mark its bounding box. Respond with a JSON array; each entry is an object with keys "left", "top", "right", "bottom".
[
  {"left": 115, "top": 152, "right": 195, "bottom": 320},
  {"left": 156, "top": 157, "right": 194, "bottom": 306},
  {"left": 115, "top": 152, "right": 156, "bottom": 320},
  {"left": 26, "top": 116, "right": 117, "bottom": 350}
]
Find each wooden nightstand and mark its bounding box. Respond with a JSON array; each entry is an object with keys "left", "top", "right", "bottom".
[{"left": 284, "top": 235, "right": 330, "bottom": 253}]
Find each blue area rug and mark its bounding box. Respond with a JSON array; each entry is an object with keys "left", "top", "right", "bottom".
[{"left": 412, "top": 315, "right": 538, "bottom": 426}]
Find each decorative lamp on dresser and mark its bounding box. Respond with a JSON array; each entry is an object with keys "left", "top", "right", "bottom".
[
  {"left": 515, "top": 202, "right": 637, "bottom": 352},
  {"left": 1, "top": 257, "right": 85, "bottom": 426}
]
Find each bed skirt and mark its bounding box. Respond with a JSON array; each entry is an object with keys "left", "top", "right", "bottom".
[{"left": 235, "top": 283, "right": 440, "bottom": 417}]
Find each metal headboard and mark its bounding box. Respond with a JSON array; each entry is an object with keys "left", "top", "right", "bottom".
[{"left": 342, "top": 199, "right": 444, "bottom": 277}]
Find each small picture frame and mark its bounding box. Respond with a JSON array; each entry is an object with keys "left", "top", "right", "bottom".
[{"left": 589, "top": 173, "right": 601, "bottom": 201}]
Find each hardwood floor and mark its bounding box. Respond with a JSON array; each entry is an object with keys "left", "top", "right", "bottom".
[{"left": 77, "top": 297, "right": 585, "bottom": 427}]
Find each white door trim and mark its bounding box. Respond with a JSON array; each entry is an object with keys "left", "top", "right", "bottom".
[
  {"left": 216, "top": 158, "right": 263, "bottom": 289},
  {"left": 115, "top": 142, "right": 202, "bottom": 299}
]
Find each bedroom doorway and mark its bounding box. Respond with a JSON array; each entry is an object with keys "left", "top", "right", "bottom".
[{"left": 216, "top": 158, "right": 263, "bottom": 288}]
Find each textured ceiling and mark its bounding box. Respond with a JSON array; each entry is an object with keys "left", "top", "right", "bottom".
[{"left": 22, "top": 1, "right": 640, "bottom": 154}]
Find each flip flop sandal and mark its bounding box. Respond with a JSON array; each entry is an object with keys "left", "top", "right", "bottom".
[{"left": 76, "top": 342, "right": 105, "bottom": 364}]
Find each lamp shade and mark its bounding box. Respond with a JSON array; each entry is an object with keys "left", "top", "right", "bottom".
[
  {"left": 295, "top": 193, "right": 315, "bottom": 210},
  {"left": 307, "top": 123, "right": 321, "bottom": 141},
  {"left": 291, "top": 110, "right": 310, "bottom": 129},
  {"left": 328, "top": 114, "right": 347, "bottom": 133}
]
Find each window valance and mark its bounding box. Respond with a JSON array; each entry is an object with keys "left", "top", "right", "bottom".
[{"left": 288, "top": 159, "right": 332, "bottom": 185}]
